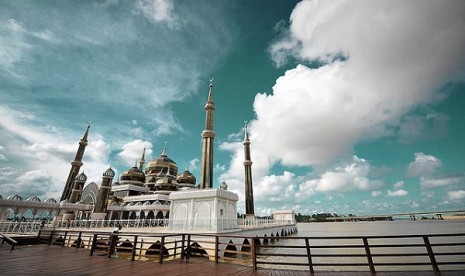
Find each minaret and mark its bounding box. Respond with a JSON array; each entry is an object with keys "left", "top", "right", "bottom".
[
  {"left": 200, "top": 79, "right": 216, "bottom": 189},
  {"left": 69, "top": 172, "right": 87, "bottom": 204},
  {"left": 60, "top": 123, "right": 90, "bottom": 201},
  {"left": 139, "top": 147, "right": 146, "bottom": 171},
  {"left": 94, "top": 167, "right": 115, "bottom": 214},
  {"left": 243, "top": 122, "right": 255, "bottom": 216}
]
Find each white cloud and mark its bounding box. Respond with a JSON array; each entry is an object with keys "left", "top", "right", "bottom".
[
  {"left": 420, "top": 176, "right": 462, "bottom": 188},
  {"left": 299, "top": 156, "right": 384, "bottom": 193},
  {"left": 393, "top": 181, "right": 404, "bottom": 189},
  {"left": 135, "top": 0, "right": 179, "bottom": 28},
  {"left": 448, "top": 190, "right": 465, "bottom": 200},
  {"left": 387, "top": 189, "right": 408, "bottom": 197},
  {"left": 406, "top": 152, "right": 442, "bottom": 177},
  {"left": 253, "top": 0, "right": 465, "bottom": 171},
  {"left": 117, "top": 139, "right": 153, "bottom": 166},
  {"left": 372, "top": 191, "right": 382, "bottom": 197}
]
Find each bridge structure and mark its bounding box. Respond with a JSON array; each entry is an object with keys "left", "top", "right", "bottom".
[{"left": 322, "top": 210, "right": 465, "bottom": 222}]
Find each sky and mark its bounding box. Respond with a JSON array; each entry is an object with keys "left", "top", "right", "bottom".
[{"left": 1, "top": 0, "right": 465, "bottom": 216}]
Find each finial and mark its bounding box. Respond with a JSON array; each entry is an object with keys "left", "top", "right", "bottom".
[
  {"left": 185, "top": 165, "right": 189, "bottom": 171},
  {"left": 141, "top": 147, "right": 146, "bottom": 160},
  {"left": 244, "top": 121, "right": 250, "bottom": 141},
  {"left": 209, "top": 78, "right": 214, "bottom": 87},
  {"left": 161, "top": 142, "right": 167, "bottom": 156},
  {"left": 134, "top": 160, "right": 138, "bottom": 167}
]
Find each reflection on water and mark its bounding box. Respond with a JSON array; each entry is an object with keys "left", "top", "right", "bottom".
[{"left": 257, "top": 220, "right": 465, "bottom": 271}]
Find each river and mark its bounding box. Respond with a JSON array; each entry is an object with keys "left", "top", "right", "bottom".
[{"left": 257, "top": 220, "right": 465, "bottom": 271}]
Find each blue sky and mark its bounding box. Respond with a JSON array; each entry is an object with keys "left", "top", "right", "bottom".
[{"left": 1, "top": 0, "right": 464, "bottom": 216}]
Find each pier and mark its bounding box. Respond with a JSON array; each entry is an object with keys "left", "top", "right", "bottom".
[{"left": 2, "top": 229, "right": 465, "bottom": 275}]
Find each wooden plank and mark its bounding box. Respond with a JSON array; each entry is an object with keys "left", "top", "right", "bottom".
[{"left": 1, "top": 244, "right": 465, "bottom": 276}]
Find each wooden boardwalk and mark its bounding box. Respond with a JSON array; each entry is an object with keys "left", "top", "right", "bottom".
[{"left": 1, "top": 244, "right": 464, "bottom": 276}]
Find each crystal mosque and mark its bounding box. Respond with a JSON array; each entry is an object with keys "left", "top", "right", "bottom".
[{"left": 0, "top": 81, "right": 295, "bottom": 232}]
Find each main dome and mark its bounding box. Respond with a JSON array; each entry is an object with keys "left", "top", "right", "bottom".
[{"left": 145, "top": 146, "right": 178, "bottom": 182}]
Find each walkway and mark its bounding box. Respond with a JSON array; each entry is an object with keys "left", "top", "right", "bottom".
[{"left": 1, "top": 244, "right": 464, "bottom": 276}]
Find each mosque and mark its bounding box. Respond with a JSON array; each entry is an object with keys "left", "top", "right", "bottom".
[{"left": 0, "top": 81, "right": 262, "bottom": 231}]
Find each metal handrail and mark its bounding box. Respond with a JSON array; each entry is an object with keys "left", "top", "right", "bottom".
[
  {"left": 0, "top": 232, "right": 18, "bottom": 251},
  {"left": 37, "top": 229, "right": 465, "bottom": 273}
]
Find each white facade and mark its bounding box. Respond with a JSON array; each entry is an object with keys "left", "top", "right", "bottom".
[
  {"left": 169, "top": 189, "right": 238, "bottom": 232},
  {"left": 272, "top": 210, "right": 296, "bottom": 224}
]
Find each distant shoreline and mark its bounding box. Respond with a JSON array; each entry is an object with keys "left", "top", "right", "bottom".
[{"left": 443, "top": 215, "right": 465, "bottom": 220}]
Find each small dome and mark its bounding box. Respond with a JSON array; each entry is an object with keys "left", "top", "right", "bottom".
[
  {"left": 104, "top": 167, "right": 115, "bottom": 177},
  {"left": 75, "top": 172, "right": 87, "bottom": 182},
  {"left": 220, "top": 182, "right": 228, "bottom": 190},
  {"left": 113, "top": 181, "right": 120, "bottom": 186},
  {"left": 27, "top": 196, "right": 41, "bottom": 202},
  {"left": 7, "top": 194, "right": 22, "bottom": 201},
  {"left": 44, "top": 198, "right": 57, "bottom": 203},
  {"left": 120, "top": 166, "right": 145, "bottom": 183},
  {"left": 60, "top": 199, "right": 69, "bottom": 204},
  {"left": 176, "top": 166, "right": 196, "bottom": 185}
]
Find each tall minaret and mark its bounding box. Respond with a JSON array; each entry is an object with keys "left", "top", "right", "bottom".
[
  {"left": 243, "top": 122, "right": 255, "bottom": 216},
  {"left": 94, "top": 167, "right": 115, "bottom": 214},
  {"left": 139, "top": 147, "right": 146, "bottom": 171},
  {"left": 69, "top": 172, "right": 87, "bottom": 204},
  {"left": 199, "top": 79, "right": 216, "bottom": 189},
  {"left": 60, "top": 123, "right": 90, "bottom": 201}
]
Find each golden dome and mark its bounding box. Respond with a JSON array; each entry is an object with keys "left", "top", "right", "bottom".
[
  {"left": 145, "top": 146, "right": 178, "bottom": 181},
  {"left": 120, "top": 166, "right": 145, "bottom": 183},
  {"left": 176, "top": 166, "right": 196, "bottom": 185}
]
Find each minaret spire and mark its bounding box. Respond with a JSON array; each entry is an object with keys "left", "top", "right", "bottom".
[
  {"left": 60, "top": 123, "right": 91, "bottom": 201},
  {"left": 139, "top": 147, "right": 146, "bottom": 171},
  {"left": 200, "top": 79, "right": 216, "bottom": 189},
  {"left": 243, "top": 121, "right": 255, "bottom": 217},
  {"left": 161, "top": 142, "right": 167, "bottom": 156}
]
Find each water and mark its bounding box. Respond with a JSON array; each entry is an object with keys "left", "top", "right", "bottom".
[
  {"left": 257, "top": 220, "right": 465, "bottom": 271},
  {"left": 296, "top": 219, "right": 465, "bottom": 236}
]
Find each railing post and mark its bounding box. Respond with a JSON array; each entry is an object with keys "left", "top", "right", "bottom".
[
  {"left": 62, "top": 231, "right": 68, "bottom": 247},
  {"left": 423, "top": 236, "right": 440, "bottom": 274},
  {"left": 76, "top": 231, "right": 82, "bottom": 249},
  {"left": 363, "top": 237, "right": 376, "bottom": 275},
  {"left": 252, "top": 237, "right": 257, "bottom": 271},
  {"left": 90, "top": 234, "right": 98, "bottom": 256},
  {"left": 108, "top": 234, "right": 116, "bottom": 258},
  {"left": 214, "top": 236, "right": 219, "bottom": 264},
  {"left": 181, "top": 234, "right": 186, "bottom": 260},
  {"left": 305, "top": 238, "right": 314, "bottom": 274},
  {"left": 186, "top": 234, "right": 191, "bottom": 260},
  {"left": 131, "top": 235, "right": 138, "bottom": 261},
  {"left": 159, "top": 236, "right": 165, "bottom": 264},
  {"left": 174, "top": 239, "right": 178, "bottom": 259},
  {"left": 48, "top": 230, "right": 53, "bottom": 245}
]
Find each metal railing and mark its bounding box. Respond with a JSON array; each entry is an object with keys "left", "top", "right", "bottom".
[
  {"left": 0, "top": 221, "right": 42, "bottom": 234},
  {"left": 36, "top": 229, "right": 465, "bottom": 273},
  {"left": 0, "top": 233, "right": 18, "bottom": 251}
]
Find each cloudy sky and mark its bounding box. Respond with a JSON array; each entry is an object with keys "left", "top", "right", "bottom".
[{"left": 1, "top": 0, "right": 464, "bottom": 216}]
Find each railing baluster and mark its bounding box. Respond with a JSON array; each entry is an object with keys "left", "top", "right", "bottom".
[
  {"left": 186, "top": 234, "right": 191, "bottom": 260},
  {"left": 214, "top": 236, "right": 219, "bottom": 264},
  {"left": 159, "top": 236, "right": 165, "bottom": 264},
  {"left": 131, "top": 235, "right": 138, "bottom": 261},
  {"left": 181, "top": 234, "right": 186, "bottom": 260},
  {"left": 423, "top": 236, "right": 440, "bottom": 274},
  {"left": 305, "top": 238, "right": 314, "bottom": 274},
  {"left": 252, "top": 237, "right": 257, "bottom": 271},
  {"left": 363, "top": 237, "right": 376, "bottom": 275},
  {"left": 90, "top": 233, "right": 98, "bottom": 256}
]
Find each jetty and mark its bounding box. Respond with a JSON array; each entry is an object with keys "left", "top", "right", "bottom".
[{"left": 2, "top": 228, "right": 465, "bottom": 275}]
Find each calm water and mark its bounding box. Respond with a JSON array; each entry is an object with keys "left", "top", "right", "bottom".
[
  {"left": 258, "top": 220, "right": 465, "bottom": 271},
  {"left": 296, "top": 219, "right": 465, "bottom": 236}
]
